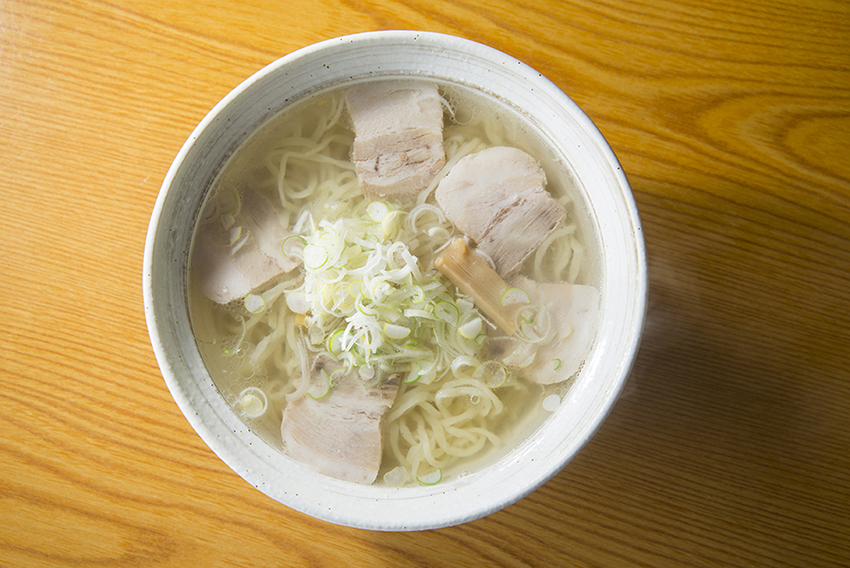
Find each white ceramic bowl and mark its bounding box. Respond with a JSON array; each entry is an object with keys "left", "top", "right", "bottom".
[{"left": 143, "top": 31, "right": 646, "bottom": 531}]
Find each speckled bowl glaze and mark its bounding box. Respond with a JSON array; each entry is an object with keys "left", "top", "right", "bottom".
[{"left": 143, "top": 31, "right": 646, "bottom": 531}]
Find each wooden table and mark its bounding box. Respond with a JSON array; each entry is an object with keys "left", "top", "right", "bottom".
[{"left": 2, "top": 1, "right": 848, "bottom": 566}]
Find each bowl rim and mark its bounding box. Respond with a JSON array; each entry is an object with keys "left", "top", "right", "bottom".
[{"left": 143, "top": 30, "right": 647, "bottom": 531}]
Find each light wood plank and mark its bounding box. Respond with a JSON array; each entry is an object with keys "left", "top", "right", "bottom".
[{"left": 1, "top": 0, "right": 848, "bottom": 566}]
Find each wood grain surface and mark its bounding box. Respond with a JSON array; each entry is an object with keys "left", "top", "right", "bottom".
[{"left": 1, "top": 0, "right": 848, "bottom": 566}]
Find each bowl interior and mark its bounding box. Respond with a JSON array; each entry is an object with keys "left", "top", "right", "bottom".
[{"left": 143, "top": 31, "right": 646, "bottom": 531}]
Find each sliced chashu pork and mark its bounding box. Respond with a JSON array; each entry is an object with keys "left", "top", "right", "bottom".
[
  {"left": 192, "top": 188, "right": 300, "bottom": 304},
  {"left": 280, "top": 357, "right": 400, "bottom": 484},
  {"left": 435, "top": 146, "right": 566, "bottom": 277},
  {"left": 487, "top": 276, "right": 600, "bottom": 384},
  {"left": 346, "top": 80, "right": 445, "bottom": 201}
]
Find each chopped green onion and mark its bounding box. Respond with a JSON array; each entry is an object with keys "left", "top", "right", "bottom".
[
  {"left": 289, "top": 201, "right": 486, "bottom": 377},
  {"left": 349, "top": 280, "right": 365, "bottom": 298},
  {"left": 303, "top": 244, "right": 329, "bottom": 269},
  {"left": 383, "top": 323, "right": 411, "bottom": 340},
  {"left": 356, "top": 301, "right": 378, "bottom": 316},
  {"left": 382, "top": 212, "right": 401, "bottom": 238},
  {"left": 501, "top": 286, "right": 529, "bottom": 306},
  {"left": 281, "top": 234, "right": 306, "bottom": 257},
  {"left": 458, "top": 318, "right": 482, "bottom": 339},
  {"left": 228, "top": 226, "right": 243, "bottom": 246},
  {"left": 367, "top": 200, "right": 390, "bottom": 222},
  {"left": 307, "top": 369, "right": 332, "bottom": 400},
  {"left": 383, "top": 466, "right": 407, "bottom": 487},
  {"left": 404, "top": 367, "right": 421, "bottom": 384},
  {"left": 403, "top": 308, "right": 433, "bottom": 319},
  {"left": 434, "top": 301, "right": 460, "bottom": 326},
  {"left": 372, "top": 280, "right": 393, "bottom": 302},
  {"left": 285, "top": 292, "right": 309, "bottom": 314},
  {"left": 244, "top": 294, "right": 266, "bottom": 314},
  {"left": 327, "top": 328, "right": 345, "bottom": 354},
  {"left": 416, "top": 468, "right": 442, "bottom": 486},
  {"left": 236, "top": 387, "right": 267, "bottom": 418},
  {"left": 408, "top": 284, "right": 425, "bottom": 304},
  {"left": 543, "top": 394, "right": 561, "bottom": 412},
  {"left": 222, "top": 190, "right": 240, "bottom": 215}
]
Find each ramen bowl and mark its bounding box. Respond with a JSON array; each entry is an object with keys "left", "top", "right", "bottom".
[{"left": 143, "top": 31, "right": 646, "bottom": 531}]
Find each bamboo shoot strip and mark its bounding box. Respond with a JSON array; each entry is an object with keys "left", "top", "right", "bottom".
[{"left": 435, "top": 239, "right": 527, "bottom": 335}]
